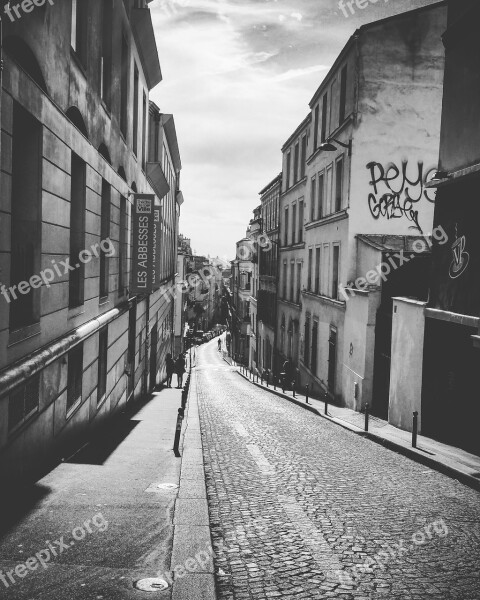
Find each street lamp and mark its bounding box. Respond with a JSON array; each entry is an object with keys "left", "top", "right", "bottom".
[
  {"left": 319, "top": 138, "right": 352, "bottom": 156},
  {"left": 425, "top": 170, "right": 452, "bottom": 188}
]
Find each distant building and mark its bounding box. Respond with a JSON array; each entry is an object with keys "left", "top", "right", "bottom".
[
  {"left": 257, "top": 174, "right": 282, "bottom": 375},
  {"left": 277, "top": 116, "right": 311, "bottom": 378}
]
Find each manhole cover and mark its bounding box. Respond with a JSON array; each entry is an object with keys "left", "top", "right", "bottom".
[
  {"left": 157, "top": 483, "right": 178, "bottom": 490},
  {"left": 134, "top": 578, "right": 169, "bottom": 592}
]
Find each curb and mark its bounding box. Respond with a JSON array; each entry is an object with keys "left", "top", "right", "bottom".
[
  {"left": 170, "top": 370, "right": 218, "bottom": 600},
  {"left": 236, "top": 370, "right": 480, "bottom": 493}
]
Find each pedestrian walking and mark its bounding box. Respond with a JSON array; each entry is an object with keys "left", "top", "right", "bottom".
[
  {"left": 175, "top": 354, "right": 186, "bottom": 388},
  {"left": 165, "top": 353, "right": 175, "bottom": 388},
  {"left": 217, "top": 338, "right": 222, "bottom": 351}
]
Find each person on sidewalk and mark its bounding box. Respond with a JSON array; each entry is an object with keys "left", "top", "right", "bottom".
[
  {"left": 175, "top": 354, "right": 186, "bottom": 388},
  {"left": 281, "top": 359, "right": 295, "bottom": 390},
  {"left": 217, "top": 338, "right": 222, "bottom": 351},
  {"left": 165, "top": 353, "right": 175, "bottom": 388}
]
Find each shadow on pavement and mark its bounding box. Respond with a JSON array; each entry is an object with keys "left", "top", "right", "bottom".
[{"left": 0, "top": 483, "right": 52, "bottom": 538}]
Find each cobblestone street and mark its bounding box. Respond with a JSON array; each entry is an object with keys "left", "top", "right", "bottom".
[{"left": 194, "top": 341, "right": 480, "bottom": 600}]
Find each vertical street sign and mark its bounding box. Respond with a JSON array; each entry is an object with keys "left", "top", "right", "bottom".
[{"left": 132, "top": 194, "right": 156, "bottom": 294}]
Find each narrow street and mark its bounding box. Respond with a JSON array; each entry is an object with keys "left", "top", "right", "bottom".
[{"left": 195, "top": 340, "right": 480, "bottom": 600}]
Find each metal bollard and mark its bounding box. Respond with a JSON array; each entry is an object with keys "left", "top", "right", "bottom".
[
  {"left": 305, "top": 384, "right": 309, "bottom": 404},
  {"left": 173, "top": 407, "right": 185, "bottom": 455},
  {"left": 364, "top": 404, "right": 369, "bottom": 432},
  {"left": 412, "top": 411, "right": 419, "bottom": 448}
]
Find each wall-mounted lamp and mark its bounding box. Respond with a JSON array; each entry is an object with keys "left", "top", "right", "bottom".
[
  {"left": 319, "top": 138, "right": 352, "bottom": 156},
  {"left": 425, "top": 170, "right": 452, "bottom": 188}
]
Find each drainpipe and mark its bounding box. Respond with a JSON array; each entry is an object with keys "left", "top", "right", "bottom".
[{"left": 143, "top": 293, "right": 150, "bottom": 395}]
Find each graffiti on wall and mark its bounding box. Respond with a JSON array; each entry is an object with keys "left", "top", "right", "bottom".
[
  {"left": 367, "top": 161, "right": 436, "bottom": 234},
  {"left": 449, "top": 225, "right": 470, "bottom": 279}
]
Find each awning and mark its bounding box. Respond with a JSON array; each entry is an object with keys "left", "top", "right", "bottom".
[{"left": 146, "top": 162, "right": 170, "bottom": 199}]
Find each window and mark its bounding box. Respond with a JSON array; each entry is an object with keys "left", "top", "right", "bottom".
[
  {"left": 326, "top": 165, "right": 333, "bottom": 215},
  {"left": 317, "top": 173, "right": 324, "bottom": 219},
  {"left": 71, "top": 0, "right": 88, "bottom": 66},
  {"left": 97, "top": 329, "right": 108, "bottom": 405},
  {"left": 120, "top": 33, "right": 129, "bottom": 136},
  {"left": 304, "top": 316, "right": 310, "bottom": 367},
  {"left": 335, "top": 158, "right": 344, "bottom": 212},
  {"left": 10, "top": 103, "right": 42, "bottom": 331},
  {"left": 307, "top": 248, "right": 313, "bottom": 291},
  {"left": 293, "top": 142, "right": 299, "bottom": 184},
  {"left": 300, "top": 135, "right": 307, "bottom": 179},
  {"left": 311, "top": 320, "right": 318, "bottom": 375},
  {"left": 313, "top": 105, "right": 319, "bottom": 150},
  {"left": 296, "top": 263, "right": 302, "bottom": 304},
  {"left": 322, "top": 243, "right": 330, "bottom": 296},
  {"left": 8, "top": 376, "right": 40, "bottom": 432},
  {"left": 339, "top": 65, "right": 347, "bottom": 124},
  {"left": 283, "top": 262, "right": 287, "bottom": 299},
  {"left": 100, "top": 180, "right": 111, "bottom": 298},
  {"left": 321, "top": 93, "right": 328, "bottom": 143},
  {"left": 310, "top": 177, "right": 316, "bottom": 221},
  {"left": 69, "top": 153, "right": 86, "bottom": 308},
  {"left": 298, "top": 200, "right": 304, "bottom": 243},
  {"left": 119, "top": 196, "right": 127, "bottom": 294},
  {"left": 100, "top": 0, "right": 113, "bottom": 107},
  {"left": 67, "top": 344, "right": 83, "bottom": 413},
  {"left": 330, "top": 79, "right": 338, "bottom": 131},
  {"left": 291, "top": 204, "right": 297, "bottom": 245},
  {"left": 284, "top": 207, "right": 289, "bottom": 246},
  {"left": 286, "top": 152, "right": 291, "bottom": 189},
  {"left": 133, "top": 64, "right": 139, "bottom": 156},
  {"left": 290, "top": 262, "right": 295, "bottom": 302},
  {"left": 280, "top": 314, "right": 286, "bottom": 353},
  {"left": 332, "top": 245, "right": 340, "bottom": 300},
  {"left": 315, "top": 247, "right": 321, "bottom": 294}
]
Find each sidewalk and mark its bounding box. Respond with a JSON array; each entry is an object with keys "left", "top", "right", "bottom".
[
  {"left": 233, "top": 365, "right": 480, "bottom": 492},
  {"left": 0, "top": 377, "right": 215, "bottom": 599}
]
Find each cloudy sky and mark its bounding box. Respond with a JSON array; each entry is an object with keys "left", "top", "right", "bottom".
[{"left": 150, "top": 0, "right": 440, "bottom": 261}]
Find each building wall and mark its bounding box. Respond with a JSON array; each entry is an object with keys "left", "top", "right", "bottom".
[
  {"left": 350, "top": 4, "right": 447, "bottom": 252},
  {"left": 0, "top": 1, "right": 179, "bottom": 487},
  {"left": 389, "top": 298, "right": 426, "bottom": 432}
]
